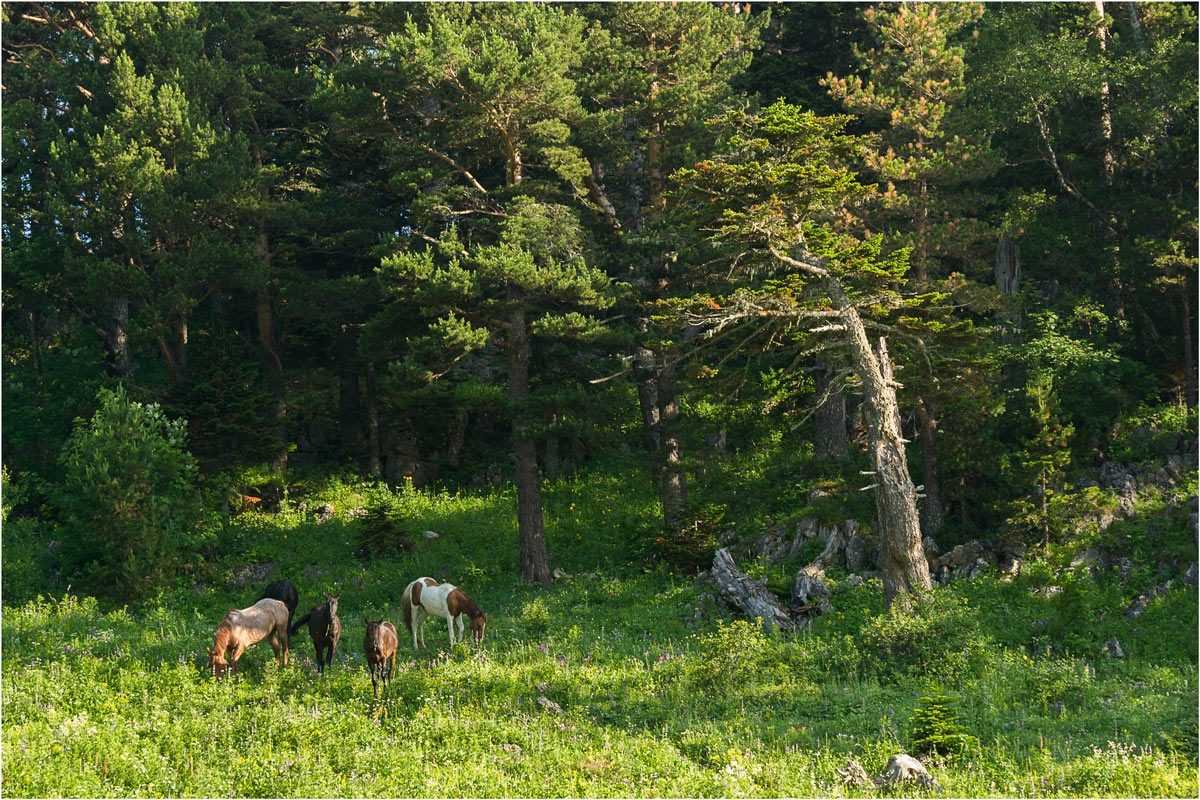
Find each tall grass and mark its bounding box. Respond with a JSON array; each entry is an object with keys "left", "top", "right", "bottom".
[{"left": 2, "top": 465, "right": 1196, "bottom": 797}]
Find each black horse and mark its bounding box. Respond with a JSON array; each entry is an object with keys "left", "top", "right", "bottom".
[
  {"left": 258, "top": 579, "right": 299, "bottom": 626},
  {"left": 289, "top": 595, "right": 341, "bottom": 675}
]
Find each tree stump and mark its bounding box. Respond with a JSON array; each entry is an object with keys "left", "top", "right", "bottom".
[
  {"left": 710, "top": 548, "right": 795, "bottom": 632},
  {"left": 790, "top": 565, "right": 833, "bottom": 616}
]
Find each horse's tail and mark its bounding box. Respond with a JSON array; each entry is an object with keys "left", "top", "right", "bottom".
[
  {"left": 400, "top": 583, "right": 413, "bottom": 633},
  {"left": 288, "top": 611, "right": 312, "bottom": 638}
]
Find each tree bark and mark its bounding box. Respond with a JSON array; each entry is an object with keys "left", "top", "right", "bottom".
[
  {"left": 770, "top": 243, "right": 930, "bottom": 605},
  {"left": 1181, "top": 278, "right": 1196, "bottom": 409},
  {"left": 255, "top": 225, "right": 288, "bottom": 469},
  {"left": 711, "top": 548, "right": 796, "bottom": 632},
  {"left": 632, "top": 340, "right": 661, "bottom": 452},
  {"left": 867, "top": 337, "right": 931, "bottom": 605},
  {"left": 996, "top": 233, "right": 1024, "bottom": 385},
  {"left": 256, "top": 285, "right": 288, "bottom": 469},
  {"left": 1094, "top": 1, "right": 1115, "bottom": 186},
  {"left": 337, "top": 326, "right": 364, "bottom": 460},
  {"left": 917, "top": 398, "right": 945, "bottom": 538},
  {"left": 544, "top": 412, "right": 560, "bottom": 483},
  {"left": 508, "top": 303, "right": 551, "bottom": 584},
  {"left": 445, "top": 409, "right": 469, "bottom": 467},
  {"left": 814, "top": 358, "right": 848, "bottom": 459},
  {"left": 657, "top": 358, "right": 687, "bottom": 531},
  {"left": 103, "top": 295, "right": 136, "bottom": 380},
  {"left": 364, "top": 360, "right": 382, "bottom": 479}
]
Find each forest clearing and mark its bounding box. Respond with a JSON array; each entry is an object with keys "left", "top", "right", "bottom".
[{"left": 2, "top": 2, "right": 1197, "bottom": 797}]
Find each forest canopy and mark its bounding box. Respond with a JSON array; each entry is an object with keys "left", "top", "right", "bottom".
[{"left": 2, "top": 1, "right": 1197, "bottom": 597}]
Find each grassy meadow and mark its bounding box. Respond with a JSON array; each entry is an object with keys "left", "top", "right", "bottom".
[{"left": 2, "top": 464, "right": 1197, "bottom": 797}]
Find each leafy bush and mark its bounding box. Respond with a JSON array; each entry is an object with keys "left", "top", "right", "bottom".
[
  {"left": 1108, "top": 404, "right": 1198, "bottom": 465},
  {"left": 858, "top": 590, "right": 993, "bottom": 683},
  {"left": 54, "top": 385, "right": 210, "bottom": 601}
]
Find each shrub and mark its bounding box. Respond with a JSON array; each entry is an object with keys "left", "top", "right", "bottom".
[
  {"left": 355, "top": 498, "right": 416, "bottom": 558},
  {"left": 909, "top": 687, "right": 979, "bottom": 759},
  {"left": 55, "top": 385, "right": 209, "bottom": 602},
  {"left": 858, "top": 589, "right": 993, "bottom": 683}
]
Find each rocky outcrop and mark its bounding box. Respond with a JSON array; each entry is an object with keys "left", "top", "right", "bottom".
[
  {"left": 1070, "top": 547, "right": 1110, "bottom": 580},
  {"left": 754, "top": 517, "right": 873, "bottom": 573},
  {"left": 933, "top": 539, "right": 1024, "bottom": 583},
  {"left": 230, "top": 563, "right": 276, "bottom": 588},
  {"left": 837, "top": 755, "right": 942, "bottom": 792}
]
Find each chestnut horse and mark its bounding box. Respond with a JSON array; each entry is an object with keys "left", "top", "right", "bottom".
[
  {"left": 363, "top": 619, "right": 398, "bottom": 698},
  {"left": 289, "top": 595, "right": 341, "bottom": 675},
  {"left": 208, "top": 598, "right": 290, "bottom": 678},
  {"left": 400, "top": 577, "right": 487, "bottom": 649}
]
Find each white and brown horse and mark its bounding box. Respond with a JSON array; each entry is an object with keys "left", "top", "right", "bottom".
[
  {"left": 400, "top": 577, "right": 486, "bottom": 649},
  {"left": 208, "top": 598, "right": 290, "bottom": 678}
]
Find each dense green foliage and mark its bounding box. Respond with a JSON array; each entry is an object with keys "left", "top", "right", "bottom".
[
  {"left": 54, "top": 386, "right": 210, "bottom": 601},
  {"left": 2, "top": 3, "right": 1196, "bottom": 797}
]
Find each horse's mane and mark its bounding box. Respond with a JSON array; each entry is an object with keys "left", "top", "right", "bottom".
[
  {"left": 457, "top": 592, "right": 484, "bottom": 620},
  {"left": 212, "top": 620, "right": 233, "bottom": 658}
]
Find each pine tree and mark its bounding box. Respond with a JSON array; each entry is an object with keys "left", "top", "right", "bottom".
[
  {"left": 578, "top": 3, "right": 764, "bottom": 530},
  {"left": 671, "top": 102, "right": 933, "bottom": 606},
  {"left": 825, "top": 3, "right": 1000, "bottom": 537},
  {"left": 372, "top": 4, "right": 611, "bottom": 584}
]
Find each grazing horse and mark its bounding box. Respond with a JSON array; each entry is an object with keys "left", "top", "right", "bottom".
[
  {"left": 208, "top": 598, "right": 290, "bottom": 678},
  {"left": 363, "top": 619, "right": 398, "bottom": 698},
  {"left": 289, "top": 595, "right": 341, "bottom": 675},
  {"left": 400, "top": 576, "right": 487, "bottom": 649},
  {"left": 258, "top": 579, "right": 299, "bottom": 626}
]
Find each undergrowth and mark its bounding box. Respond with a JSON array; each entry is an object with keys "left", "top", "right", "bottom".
[{"left": 2, "top": 462, "right": 1196, "bottom": 798}]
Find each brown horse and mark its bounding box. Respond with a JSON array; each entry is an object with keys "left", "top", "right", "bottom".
[
  {"left": 363, "top": 619, "right": 398, "bottom": 698},
  {"left": 289, "top": 595, "right": 341, "bottom": 675},
  {"left": 208, "top": 598, "right": 290, "bottom": 678}
]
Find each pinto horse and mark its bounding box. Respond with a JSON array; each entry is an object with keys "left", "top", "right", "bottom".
[
  {"left": 208, "top": 598, "right": 290, "bottom": 678},
  {"left": 363, "top": 619, "right": 398, "bottom": 698},
  {"left": 289, "top": 595, "right": 341, "bottom": 675},
  {"left": 400, "top": 577, "right": 487, "bottom": 649}
]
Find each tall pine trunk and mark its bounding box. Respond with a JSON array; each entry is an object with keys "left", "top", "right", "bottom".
[
  {"left": 337, "top": 326, "right": 365, "bottom": 463},
  {"left": 104, "top": 296, "right": 136, "bottom": 380},
  {"left": 633, "top": 341, "right": 661, "bottom": 452},
  {"left": 814, "top": 358, "right": 848, "bottom": 459},
  {"left": 917, "top": 399, "right": 945, "bottom": 538},
  {"left": 1095, "top": 1, "right": 1115, "bottom": 185},
  {"left": 807, "top": 268, "right": 929, "bottom": 606},
  {"left": 508, "top": 302, "right": 551, "bottom": 584},
  {"left": 1181, "top": 279, "right": 1196, "bottom": 409},
  {"left": 364, "top": 360, "right": 382, "bottom": 479},
  {"left": 657, "top": 359, "right": 687, "bottom": 530}
]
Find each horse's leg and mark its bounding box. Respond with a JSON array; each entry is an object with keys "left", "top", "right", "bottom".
[
  {"left": 416, "top": 609, "right": 427, "bottom": 649},
  {"left": 268, "top": 631, "right": 282, "bottom": 666},
  {"left": 456, "top": 614, "right": 465, "bottom": 643},
  {"left": 447, "top": 614, "right": 456, "bottom": 646},
  {"left": 230, "top": 642, "right": 246, "bottom": 677}
]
